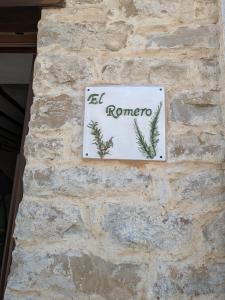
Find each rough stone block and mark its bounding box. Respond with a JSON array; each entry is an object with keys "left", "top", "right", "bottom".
[
  {"left": 38, "top": 19, "right": 132, "bottom": 52},
  {"left": 70, "top": 254, "right": 147, "bottom": 299},
  {"left": 153, "top": 262, "right": 225, "bottom": 299},
  {"left": 171, "top": 101, "right": 221, "bottom": 125},
  {"left": 23, "top": 166, "right": 152, "bottom": 198},
  {"left": 6, "top": 249, "right": 149, "bottom": 299},
  {"left": 171, "top": 169, "right": 224, "bottom": 204},
  {"left": 24, "top": 135, "right": 64, "bottom": 161},
  {"left": 101, "top": 203, "right": 194, "bottom": 252},
  {"left": 172, "top": 91, "right": 220, "bottom": 106},
  {"left": 14, "top": 199, "right": 84, "bottom": 242},
  {"left": 133, "top": 0, "right": 181, "bottom": 18},
  {"left": 42, "top": 7, "right": 106, "bottom": 24},
  {"left": 119, "top": 0, "right": 138, "bottom": 17},
  {"left": 147, "top": 25, "right": 219, "bottom": 49},
  {"left": 33, "top": 51, "right": 93, "bottom": 92},
  {"left": 168, "top": 131, "right": 225, "bottom": 163},
  {"left": 170, "top": 91, "right": 221, "bottom": 125},
  {"left": 203, "top": 212, "right": 225, "bottom": 258},
  {"left": 132, "top": 0, "right": 218, "bottom": 23},
  {"left": 194, "top": 0, "right": 218, "bottom": 23},
  {"left": 5, "top": 248, "right": 75, "bottom": 297},
  {"left": 101, "top": 58, "right": 219, "bottom": 90},
  {"left": 30, "top": 94, "right": 81, "bottom": 129}
]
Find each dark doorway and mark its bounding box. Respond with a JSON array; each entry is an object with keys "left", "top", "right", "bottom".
[
  {"left": 0, "top": 61, "right": 33, "bottom": 265},
  {"left": 0, "top": 2, "right": 64, "bottom": 298},
  {"left": 0, "top": 54, "right": 35, "bottom": 299},
  {"left": 0, "top": 8, "right": 39, "bottom": 300}
]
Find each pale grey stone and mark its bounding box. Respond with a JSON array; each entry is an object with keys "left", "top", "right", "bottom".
[
  {"left": 172, "top": 91, "right": 220, "bottom": 106},
  {"left": 169, "top": 131, "right": 225, "bottom": 163},
  {"left": 34, "top": 51, "right": 93, "bottom": 90},
  {"left": 133, "top": 0, "right": 218, "bottom": 23},
  {"left": 147, "top": 25, "right": 219, "bottom": 49},
  {"left": 70, "top": 254, "right": 147, "bottom": 299},
  {"left": 101, "top": 58, "right": 219, "bottom": 90},
  {"left": 6, "top": 251, "right": 148, "bottom": 299},
  {"left": 133, "top": 0, "right": 180, "bottom": 17},
  {"left": 101, "top": 204, "right": 193, "bottom": 252},
  {"left": 38, "top": 20, "right": 132, "bottom": 51},
  {"left": 24, "top": 136, "right": 64, "bottom": 160},
  {"left": 170, "top": 91, "right": 221, "bottom": 125},
  {"left": 203, "top": 212, "right": 225, "bottom": 257},
  {"left": 153, "top": 262, "right": 225, "bottom": 299},
  {"left": 6, "top": 247, "right": 75, "bottom": 297},
  {"left": 171, "top": 101, "right": 221, "bottom": 125},
  {"left": 119, "top": 0, "right": 138, "bottom": 17},
  {"left": 23, "top": 166, "right": 152, "bottom": 197},
  {"left": 14, "top": 200, "right": 84, "bottom": 242},
  {"left": 172, "top": 169, "right": 224, "bottom": 203},
  {"left": 30, "top": 94, "right": 82, "bottom": 129},
  {"left": 193, "top": 0, "right": 218, "bottom": 23}
]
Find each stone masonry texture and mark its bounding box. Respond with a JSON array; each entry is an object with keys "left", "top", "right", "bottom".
[{"left": 4, "top": 0, "right": 225, "bottom": 299}]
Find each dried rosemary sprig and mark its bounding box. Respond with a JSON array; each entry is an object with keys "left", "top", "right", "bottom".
[{"left": 88, "top": 121, "right": 113, "bottom": 159}]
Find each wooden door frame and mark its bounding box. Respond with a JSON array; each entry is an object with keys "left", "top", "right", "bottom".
[{"left": 0, "top": 7, "right": 40, "bottom": 53}]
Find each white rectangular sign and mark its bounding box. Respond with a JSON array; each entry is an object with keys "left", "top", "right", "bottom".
[{"left": 83, "top": 86, "right": 166, "bottom": 161}]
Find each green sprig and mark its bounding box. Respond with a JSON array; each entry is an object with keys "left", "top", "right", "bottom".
[
  {"left": 134, "top": 119, "right": 155, "bottom": 159},
  {"left": 88, "top": 121, "right": 113, "bottom": 159},
  {"left": 134, "top": 102, "right": 162, "bottom": 159}
]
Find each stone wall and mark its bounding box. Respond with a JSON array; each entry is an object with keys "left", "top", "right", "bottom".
[{"left": 5, "top": 0, "right": 225, "bottom": 299}]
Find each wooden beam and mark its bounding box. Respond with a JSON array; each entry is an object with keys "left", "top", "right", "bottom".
[
  {"left": 0, "top": 33, "right": 37, "bottom": 48},
  {"left": 0, "top": 8, "right": 41, "bottom": 32},
  {"left": 0, "top": 47, "right": 36, "bottom": 53},
  {"left": 0, "top": 0, "right": 64, "bottom": 7}
]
